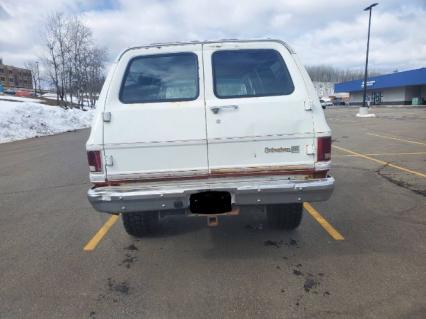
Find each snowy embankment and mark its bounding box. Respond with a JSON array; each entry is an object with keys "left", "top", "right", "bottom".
[
  {"left": 42, "top": 92, "right": 93, "bottom": 106},
  {"left": 0, "top": 96, "right": 94, "bottom": 143}
]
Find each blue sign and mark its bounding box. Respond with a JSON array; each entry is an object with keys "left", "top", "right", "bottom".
[{"left": 335, "top": 68, "right": 426, "bottom": 93}]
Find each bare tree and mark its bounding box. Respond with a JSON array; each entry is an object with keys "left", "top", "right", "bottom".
[
  {"left": 24, "top": 61, "right": 41, "bottom": 95},
  {"left": 43, "top": 12, "right": 107, "bottom": 109},
  {"left": 45, "top": 13, "right": 67, "bottom": 106},
  {"left": 84, "top": 47, "right": 107, "bottom": 107},
  {"left": 306, "top": 65, "right": 382, "bottom": 83}
]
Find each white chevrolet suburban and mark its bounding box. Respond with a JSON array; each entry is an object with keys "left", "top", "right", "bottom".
[{"left": 86, "top": 39, "right": 334, "bottom": 237}]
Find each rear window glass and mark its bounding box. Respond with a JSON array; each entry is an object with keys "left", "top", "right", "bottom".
[
  {"left": 120, "top": 53, "right": 199, "bottom": 103},
  {"left": 212, "top": 49, "right": 294, "bottom": 98}
]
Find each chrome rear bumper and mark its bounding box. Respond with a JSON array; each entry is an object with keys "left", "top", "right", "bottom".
[{"left": 87, "top": 175, "right": 334, "bottom": 214}]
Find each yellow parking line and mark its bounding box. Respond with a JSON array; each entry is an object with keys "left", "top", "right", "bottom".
[
  {"left": 333, "top": 145, "right": 426, "bottom": 178},
  {"left": 367, "top": 133, "right": 426, "bottom": 146},
  {"left": 304, "top": 203, "right": 344, "bottom": 240},
  {"left": 83, "top": 215, "right": 119, "bottom": 251},
  {"left": 334, "top": 151, "right": 426, "bottom": 158}
]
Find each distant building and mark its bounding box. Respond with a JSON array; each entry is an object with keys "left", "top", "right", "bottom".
[
  {"left": 0, "top": 58, "right": 33, "bottom": 89},
  {"left": 334, "top": 68, "right": 426, "bottom": 105}
]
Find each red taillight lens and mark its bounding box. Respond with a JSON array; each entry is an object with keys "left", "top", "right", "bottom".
[
  {"left": 87, "top": 151, "right": 102, "bottom": 173},
  {"left": 317, "top": 137, "right": 331, "bottom": 162}
]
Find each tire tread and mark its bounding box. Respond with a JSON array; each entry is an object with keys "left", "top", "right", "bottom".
[
  {"left": 267, "top": 203, "right": 303, "bottom": 230},
  {"left": 122, "top": 211, "right": 159, "bottom": 237}
]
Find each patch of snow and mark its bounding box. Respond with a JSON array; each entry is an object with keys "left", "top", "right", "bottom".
[
  {"left": 0, "top": 95, "right": 43, "bottom": 103},
  {"left": 41, "top": 93, "right": 57, "bottom": 100},
  {"left": 42, "top": 92, "right": 93, "bottom": 105},
  {"left": 0, "top": 100, "right": 94, "bottom": 144}
]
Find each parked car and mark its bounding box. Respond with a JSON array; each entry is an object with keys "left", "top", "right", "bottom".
[
  {"left": 320, "top": 99, "right": 333, "bottom": 109},
  {"left": 86, "top": 39, "right": 334, "bottom": 237},
  {"left": 15, "top": 89, "right": 32, "bottom": 97},
  {"left": 332, "top": 98, "right": 347, "bottom": 106},
  {"left": 4, "top": 88, "right": 16, "bottom": 95}
]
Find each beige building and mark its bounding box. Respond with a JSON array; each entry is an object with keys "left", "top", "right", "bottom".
[{"left": 0, "top": 58, "right": 33, "bottom": 89}]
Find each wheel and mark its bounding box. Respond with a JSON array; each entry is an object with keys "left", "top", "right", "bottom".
[
  {"left": 266, "top": 203, "right": 303, "bottom": 230},
  {"left": 122, "top": 211, "right": 159, "bottom": 237}
]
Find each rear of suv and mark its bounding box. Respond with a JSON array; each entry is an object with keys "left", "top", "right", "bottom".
[{"left": 86, "top": 39, "right": 334, "bottom": 237}]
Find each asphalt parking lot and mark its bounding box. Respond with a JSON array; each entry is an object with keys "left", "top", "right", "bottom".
[{"left": 0, "top": 106, "right": 425, "bottom": 319}]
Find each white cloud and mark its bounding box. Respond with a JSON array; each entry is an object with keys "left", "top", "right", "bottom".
[{"left": 0, "top": 0, "right": 425, "bottom": 72}]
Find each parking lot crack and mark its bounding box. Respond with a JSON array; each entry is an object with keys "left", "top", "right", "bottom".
[{"left": 376, "top": 164, "right": 426, "bottom": 197}]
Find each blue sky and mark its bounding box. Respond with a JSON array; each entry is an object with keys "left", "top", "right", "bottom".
[
  {"left": 76, "top": 0, "right": 119, "bottom": 12},
  {"left": 0, "top": 0, "right": 425, "bottom": 72}
]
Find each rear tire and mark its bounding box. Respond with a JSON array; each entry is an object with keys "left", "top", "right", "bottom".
[
  {"left": 266, "top": 203, "right": 303, "bottom": 230},
  {"left": 122, "top": 211, "right": 159, "bottom": 237}
]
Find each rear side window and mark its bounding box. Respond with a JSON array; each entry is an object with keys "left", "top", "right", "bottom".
[
  {"left": 212, "top": 49, "right": 294, "bottom": 98},
  {"left": 120, "top": 53, "right": 199, "bottom": 103}
]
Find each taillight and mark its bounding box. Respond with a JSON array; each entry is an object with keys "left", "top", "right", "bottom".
[
  {"left": 317, "top": 137, "right": 331, "bottom": 162},
  {"left": 87, "top": 150, "right": 102, "bottom": 172}
]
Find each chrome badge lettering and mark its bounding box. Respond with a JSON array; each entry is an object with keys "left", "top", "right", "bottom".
[{"left": 265, "top": 146, "right": 300, "bottom": 153}]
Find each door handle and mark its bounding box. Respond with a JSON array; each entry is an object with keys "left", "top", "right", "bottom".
[{"left": 210, "top": 105, "right": 239, "bottom": 114}]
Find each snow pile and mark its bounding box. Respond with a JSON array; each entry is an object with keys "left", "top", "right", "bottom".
[{"left": 0, "top": 99, "right": 94, "bottom": 143}]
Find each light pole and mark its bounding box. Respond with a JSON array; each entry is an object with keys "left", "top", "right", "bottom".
[{"left": 358, "top": 2, "right": 378, "bottom": 118}]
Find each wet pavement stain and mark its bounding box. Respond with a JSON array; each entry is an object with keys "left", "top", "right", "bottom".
[
  {"left": 120, "top": 253, "right": 137, "bottom": 269},
  {"left": 264, "top": 238, "right": 299, "bottom": 248},
  {"left": 303, "top": 277, "right": 319, "bottom": 293},
  {"left": 120, "top": 243, "right": 139, "bottom": 268},
  {"left": 264, "top": 240, "right": 282, "bottom": 248},
  {"left": 245, "top": 223, "right": 264, "bottom": 231},
  {"left": 288, "top": 239, "right": 299, "bottom": 247},
  {"left": 107, "top": 278, "right": 130, "bottom": 295},
  {"left": 293, "top": 269, "right": 303, "bottom": 276},
  {"left": 282, "top": 262, "right": 331, "bottom": 307},
  {"left": 265, "top": 240, "right": 330, "bottom": 307},
  {"left": 124, "top": 244, "right": 139, "bottom": 251},
  {"left": 295, "top": 295, "right": 304, "bottom": 307}
]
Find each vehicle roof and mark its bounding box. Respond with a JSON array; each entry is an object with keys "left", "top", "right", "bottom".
[{"left": 116, "top": 39, "right": 295, "bottom": 61}]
